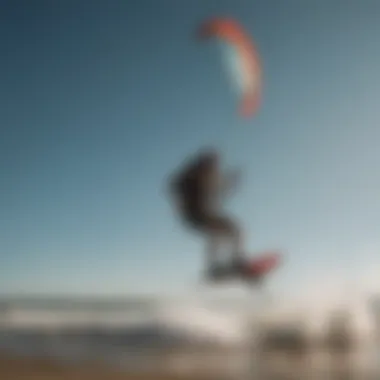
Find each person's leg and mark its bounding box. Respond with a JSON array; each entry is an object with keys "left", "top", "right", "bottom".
[
  {"left": 205, "top": 231, "right": 221, "bottom": 271},
  {"left": 186, "top": 212, "right": 220, "bottom": 268},
  {"left": 185, "top": 211, "right": 227, "bottom": 277},
  {"left": 202, "top": 213, "right": 245, "bottom": 273}
]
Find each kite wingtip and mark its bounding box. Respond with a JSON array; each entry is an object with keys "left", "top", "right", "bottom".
[{"left": 239, "top": 94, "right": 260, "bottom": 118}]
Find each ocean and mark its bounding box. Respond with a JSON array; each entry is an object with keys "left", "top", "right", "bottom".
[{"left": 0, "top": 297, "right": 379, "bottom": 379}]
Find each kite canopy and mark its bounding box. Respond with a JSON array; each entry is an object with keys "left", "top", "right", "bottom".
[{"left": 198, "top": 18, "right": 262, "bottom": 118}]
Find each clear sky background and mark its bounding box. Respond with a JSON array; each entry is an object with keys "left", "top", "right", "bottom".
[{"left": 1, "top": 0, "right": 380, "bottom": 301}]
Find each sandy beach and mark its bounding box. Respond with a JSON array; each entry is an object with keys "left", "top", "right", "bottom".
[{"left": 0, "top": 352, "right": 203, "bottom": 380}]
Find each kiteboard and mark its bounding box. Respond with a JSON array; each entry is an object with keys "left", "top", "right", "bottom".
[{"left": 209, "top": 251, "right": 281, "bottom": 284}]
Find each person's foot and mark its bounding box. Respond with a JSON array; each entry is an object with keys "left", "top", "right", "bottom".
[
  {"left": 231, "top": 257, "right": 246, "bottom": 273},
  {"left": 231, "top": 257, "right": 261, "bottom": 281},
  {"left": 206, "top": 264, "right": 230, "bottom": 281}
]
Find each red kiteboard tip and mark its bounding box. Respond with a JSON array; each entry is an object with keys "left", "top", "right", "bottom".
[{"left": 245, "top": 251, "right": 281, "bottom": 277}]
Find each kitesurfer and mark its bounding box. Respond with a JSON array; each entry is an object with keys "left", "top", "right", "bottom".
[{"left": 168, "top": 147, "right": 246, "bottom": 280}]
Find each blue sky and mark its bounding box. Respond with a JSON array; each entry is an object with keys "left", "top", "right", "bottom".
[{"left": 1, "top": 0, "right": 380, "bottom": 297}]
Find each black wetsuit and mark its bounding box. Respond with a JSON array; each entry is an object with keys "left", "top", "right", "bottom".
[{"left": 170, "top": 155, "right": 235, "bottom": 234}]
